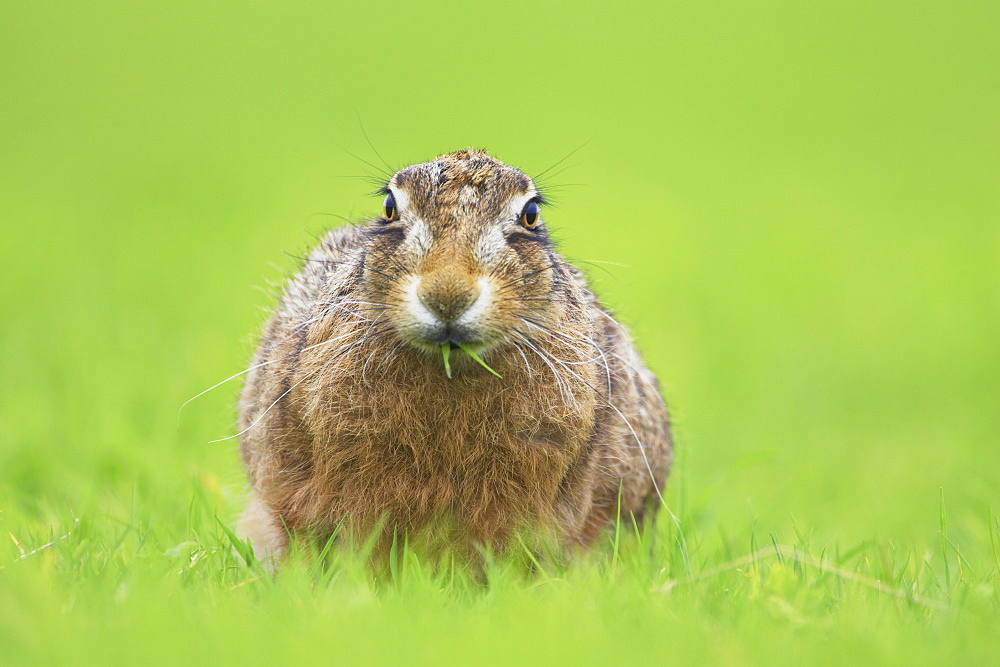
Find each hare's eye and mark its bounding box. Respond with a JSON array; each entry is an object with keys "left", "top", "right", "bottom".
[
  {"left": 520, "top": 200, "right": 540, "bottom": 228},
  {"left": 383, "top": 192, "right": 398, "bottom": 221}
]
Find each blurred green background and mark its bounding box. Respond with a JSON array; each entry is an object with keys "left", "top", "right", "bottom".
[{"left": 1, "top": 0, "right": 998, "bottom": 661}]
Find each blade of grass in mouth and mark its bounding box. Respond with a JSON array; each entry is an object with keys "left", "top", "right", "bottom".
[
  {"left": 457, "top": 343, "right": 502, "bottom": 378},
  {"left": 441, "top": 344, "right": 452, "bottom": 379}
]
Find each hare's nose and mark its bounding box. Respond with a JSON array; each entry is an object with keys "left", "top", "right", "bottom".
[{"left": 417, "top": 272, "right": 480, "bottom": 323}]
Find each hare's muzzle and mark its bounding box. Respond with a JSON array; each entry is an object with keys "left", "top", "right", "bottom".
[
  {"left": 404, "top": 271, "right": 492, "bottom": 346},
  {"left": 418, "top": 270, "right": 479, "bottom": 322}
]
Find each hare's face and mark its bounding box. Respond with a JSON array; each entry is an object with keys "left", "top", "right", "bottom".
[{"left": 361, "top": 150, "right": 558, "bottom": 353}]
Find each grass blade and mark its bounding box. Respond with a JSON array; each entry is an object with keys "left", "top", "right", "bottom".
[
  {"left": 940, "top": 488, "right": 951, "bottom": 589},
  {"left": 216, "top": 515, "right": 261, "bottom": 574},
  {"left": 441, "top": 344, "right": 452, "bottom": 379},
  {"left": 457, "top": 343, "right": 502, "bottom": 378}
]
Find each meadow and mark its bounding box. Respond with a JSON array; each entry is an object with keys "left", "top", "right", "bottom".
[{"left": 1, "top": 1, "right": 998, "bottom": 664}]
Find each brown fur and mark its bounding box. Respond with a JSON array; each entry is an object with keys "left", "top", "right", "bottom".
[{"left": 238, "top": 149, "right": 672, "bottom": 569}]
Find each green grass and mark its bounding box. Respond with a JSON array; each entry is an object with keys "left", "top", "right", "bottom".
[
  {"left": 2, "top": 0, "right": 999, "bottom": 664},
  {"left": 2, "top": 485, "right": 998, "bottom": 664}
]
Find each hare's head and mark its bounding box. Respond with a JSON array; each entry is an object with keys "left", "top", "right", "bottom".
[{"left": 360, "top": 149, "right": 560, "bottom": 353}]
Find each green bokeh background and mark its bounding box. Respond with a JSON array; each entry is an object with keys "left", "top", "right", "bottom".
[{"left": 1, "top": 0, "right": 998, "bottom": 661}]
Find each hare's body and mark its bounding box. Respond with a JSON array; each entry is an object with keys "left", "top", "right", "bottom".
[{"left": 239, "top": 150, "right": 671, "bottom": 566}]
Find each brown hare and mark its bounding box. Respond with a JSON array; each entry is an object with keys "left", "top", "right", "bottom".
[{"left": 238, "top": 149, "right": 672, "bottom": 569}]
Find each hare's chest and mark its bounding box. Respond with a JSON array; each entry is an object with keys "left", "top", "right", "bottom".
[
  {"left": 323, "top": 403, "right": 583, "bottom": 464},
  {"left": 317, "top": 369, "right": 590, "bottom": 446}
]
